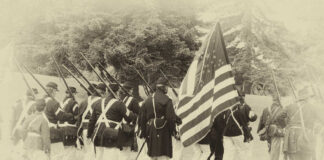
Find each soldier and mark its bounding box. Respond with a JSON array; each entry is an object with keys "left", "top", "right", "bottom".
[
  {"left": 283, "top": 86, "right": 324, "bottom": 160},
  {"left": 11, "top": 88, "right": 38, "bottom": 144},
  {"left": 119, "top": 81, "right": 141, "bottom": 159},
  {"left": 58, "top": 86, "right": 79, "bottom": 160},
  {"left": 257, "top": 92, "right": 286, "bottom": 160},
  {"left": 139, "top": 77, "right": 182, "bottom": 160},
  {"left": 77, "top": 83, "right": 101, "bottom": 159},
  {"left": 43, "top": 82, "right": 74, "bottom": 160},
  {"left": 87, "top": 83, "right": 136, "bottom": 160},
  {"left": 21, "top": 99, "right": 50, "bottom": 160}
]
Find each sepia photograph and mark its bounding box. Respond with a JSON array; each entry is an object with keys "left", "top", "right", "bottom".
[{"left": 0, "top": 0, "right": 323, "bottom": 160}]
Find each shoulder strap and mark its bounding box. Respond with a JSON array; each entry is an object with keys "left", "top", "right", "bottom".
[
  {"left": 97, "top": 98, "right": 118, "bottom": 127},
  {"left": 125, "top": 97, "right": 133, "bottom": 108},
  {"left": 81, "top": 96, "right": 101, "bottom": 121},
  {"left": 152, "top": 93, "right": 167, "bottom": 129}
]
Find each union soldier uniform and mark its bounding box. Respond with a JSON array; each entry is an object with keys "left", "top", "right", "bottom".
[
  {"left": 87, "top": 83, "right": 136, "bottom": 160},
  {"left": 21, "top": 99, "right": 50, "bottom": 160},
  {"left": 43, "top": 82, "right": 74, "bottom": 160},
  {"left": 77, "top": 84, "right": 101, "bottom": 159},
  {"left": 11, "top": 88, "right": 38, "bottom": 144},
  {"left": 257, "top": 96, "right": 286, "bottom": 160},
  {"left": 139, "top": 77, "right": 181, "bottom": 159},
  {"left": 58, "top": 87, "right": 79, "bottom": 160},
  {"left": 283, "top": 86, "right": 323, "bottom": 160}
]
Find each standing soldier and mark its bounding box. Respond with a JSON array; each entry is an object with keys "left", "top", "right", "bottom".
[
  {"left": 87, "top": 83, "right": 136, "bottom": 160},
  {"left": 77, "top": 84, "right": 101, "bottom": 159},
  {"left": 139, "top": 77, "right": 182, "bottom": 160},
  {"left": 257, "top": 92, "right": 286, "bottom": 160},
  {"left": 59, "top": 86, "right": 79, "bottom": 160},
  {"left": 21, "top": 99, "right": 50, "bottom": 160},
  {"left": 119, "top": 81, "right": 141, "bottom": 159},
  {"left": 11, "top": 88, "right": 38, "bottom": 144},
  {"left": 43, "top": 82, "right": 74, "bottom": 160},
  {"left": 283, "top": 86, "right": 323, "bottom": 160}
]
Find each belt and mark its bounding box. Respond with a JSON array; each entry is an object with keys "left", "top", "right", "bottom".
[
  {"left": 97, "top": 119, "right": 121, "bottom": 129},
  {"left": 58, "top": 122, "right": 76, "bottom": 127},
  {"left": 49, "top": 122, "right": 57, "bottom": 128},
  {"left": 27, "top": 132, "right": 41, "bottom": 137}
]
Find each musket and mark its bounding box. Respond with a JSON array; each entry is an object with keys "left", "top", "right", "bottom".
[
  {"left": 21, "top": 63, "right": 56, "bottom": 101},
  {"left": 65, "top": 58, "right": 101, "bottom": 96},
  {"left": 271, "top": 69, "right": 282, "bottom": 106},
  {"left": 159, "top": 69, "right": 178, "bottom": 97},
  {"left": 51, "top": 54, "right": 76, "bottom": 101},
  {"left": 79, "top": 52, "right": 118, "bottom": 98},
  {"left": 287, "top": 77, "right": 297, "bottom": 99},
  {"left": 13, "top": 56, "right": 36, "bottom": 97},
  {"left": 133, "top": 66, "right": 154, "bottom": 93},
  {"left": 62, "top": 64, "right": 92, "bottom": 95},
  {"left": 97, "top": 63, "right": 131, "bottom": 96}
]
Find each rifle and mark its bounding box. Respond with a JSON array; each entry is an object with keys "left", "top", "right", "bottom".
[
  {"left": 51, "top": 54, "right": 76, "bottom": 101},
  {"left": 159, "top": 69, "right": 178, "bottom": 97},
  {"left": 13, "top": 56, "right": 36, "bottom": 98},
  {"left": 97, "top": 63, "right": 131, "bottom": 96},
  {"left": 65, "top": 58, "right": 101, "bottom": 96},
  {"left": 79, "top": 52, "right": 118, "bottom": 98},
  {"left": 271, "top": 69, "right": 282, "bottom": 106},
  {"left": 62, "top": 64, "right": 92, "bottom": 95},
  {"left": 21, "top": 63, "right": 57, "bottom": 101},
  {"left": 133, "top": 67, "right": 154, "bottom": 93}
]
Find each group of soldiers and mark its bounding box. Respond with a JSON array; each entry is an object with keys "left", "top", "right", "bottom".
[
  {"left": 257, "top": 85, "right": 324, "bottom": 160},
  {"left": 10, "top": 76, "right": 181, "bottom": 160}
]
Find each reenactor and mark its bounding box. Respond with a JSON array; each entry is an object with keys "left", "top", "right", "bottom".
[
  {"left": 43, "top": 82, "right": 75, "bottom": 160},
  {"left": 283, "top": 86, "right": 324, "bottom": 160},
  {"left": 87, "top": 83, "right": 136, "bottom": 160},
  {"left": 119, "top": 81, "right": 141, "bottom": 159},
  {"left": 139, "top": 77, "right": 182, "bottom": 160},
  {"left": 257, "top": 92, "right": 286, "bottom": 160},
  {"left": 11, "top": 88, "right": 38, "bottom": 145},
  {"left": 77, "top": 83, "right": 101, "bottom": 158},
  {"left": 58, "top": 86, "right": 79, "bottom": 160},
  {"left": 21, "top": 99, "right": 50, "bottom": 160}
]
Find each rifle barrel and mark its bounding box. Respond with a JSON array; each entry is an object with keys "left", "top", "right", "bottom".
[
  {"left": 133, "top": 67, "right": 153, "bottom": 93},
  {"left": 79, "top": 52, "right": 118, "bottom": 98},
  {"left": 13, "top": 56, "right": 35, "bottom": 97},
  {"left": 66, "top": 58, "right": 101, "bottom": 96},
  {"left": 97, "top": 63, "right": 130, "bottom": 96},
  {"left": 51, "top": 54, "right": 76, "bottom": 101},
  {"left": 159, "top": 69, "right": 178, "bottom": 97},
  {"left": 62, "top": 64, "right": 92, "bottom": 95}
]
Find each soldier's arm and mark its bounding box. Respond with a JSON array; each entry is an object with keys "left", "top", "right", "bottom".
[
  {"left": 120, "top": 102, "right": 136, "bottom": 123},
  {"left": 76, "top": 101, "right": 87, "bottom": 128},
  {"left": 165, "top": 99, "right": 180, "bottom": 135},
  {"left": 139, "top": 102, "right": 147, "bottom": 138},
  {"left": 129, "top": 99, "right": 140, "bottom": 115},
  {"left": 87, "top": 106, "right": 99, "bottom": 138},
  {"left": 257, "top": 108, "right": 268, "bottom": 133},
  {"left": 40, "top": 118, "right": 51, "bottom": 153},
  {"left": 52, "top": 101, "right": 74, "bottom": 122}
]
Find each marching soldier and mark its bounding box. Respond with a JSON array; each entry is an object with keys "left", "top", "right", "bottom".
[
  {"left": 43, "top": 82, "right": 74, "bottom": 160},
  {"left": 21, "top": 99, "right": 50, "bottom": 160},
  {"left": 87, "top": 83, "right": 136, "bottom": 160},
  {"left": 119, "top": 81, "right": 141, "bottom": 159},
  {"left": 77, "top": 83, "right": 101, "bottom": 159},
  {"left": 59, "top": 86, "right": 79, "bottom": 160},
  {"left": 139, "top": 77, "right": 182, "bottom": 160},
  {"left": 283, "top": 86, "right": 324, "bottom": 160},
  {"left": 11, "top": 88, "right": 38, "bottom": 144}
]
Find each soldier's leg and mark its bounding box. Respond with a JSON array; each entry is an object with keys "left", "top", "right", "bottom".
[
  {"left": 223, "top": 136, "right": 235, "bottom": 160},
  {"left": 233, "top": 135, "right": 252, "bottom": 160},
  {"left": 269, "top": 137, "right": 283, "bottom": 160},
  {"left": 50, "top": 142, "right": 65, "bottom": 160},
  {"left": 95, "top": 147, "right": 104, "bottom": 160}
]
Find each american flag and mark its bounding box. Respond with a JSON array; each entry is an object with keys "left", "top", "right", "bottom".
[{"left": 177, "top": 23, "right": 239, "bottom": 147}]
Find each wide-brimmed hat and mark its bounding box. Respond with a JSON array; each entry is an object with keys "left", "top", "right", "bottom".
[
  {"left": 96, "top": 83, "right": 106, "bottom": 92},
  {"left": 109, "top": 83, "right": 119, "bottom": 92},
  {"left": 46, "top": 82, "right": 59, "bottom": 91},
  {"left": 123, "top": 81, "right": 134, "bottom": 89},
  {"left": 156, "top": 77, "right": 168, "bottom": 87}
]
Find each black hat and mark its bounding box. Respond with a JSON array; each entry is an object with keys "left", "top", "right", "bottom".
[
  {"left": 26, "top": 88, "right": 38, "bottom": 96},
  {"left": 96, "top": 83, "right": 106, "bottom": 92},
  {"left": 109, "top": 83, "right": 119, "bottom": 92},
  {"left": 156, "top": 77, "right": 168, "bottom": 86},
  {"left": 123, "top": 81, "right": 134, "bottom": 89},
  {"left": 66, "top": 86, "right": 77, "bottom": 94},
  {"left": 46, "top": 82, "right": 59, "bottom": 91},
  {"left": 35, "top": 99, "right": 46, "bottom": 111},
  {"left": 88, "top": 83, "right": 97, "bottom": 93}
]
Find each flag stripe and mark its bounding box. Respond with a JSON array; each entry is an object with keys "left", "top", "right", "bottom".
[
  {"left": 212, "top": 90, "right": 238, "bottom": 110},
  {"left": 178, "top": 89, "right": 213, "bottom": 119},
  {"left": 181, "top": 114, "right": 211, "bottom": 141},
  {"left": 177, "top": 80, "right": 214, "bottom": 114},
  {"left": 182, "top": 125, "right": 211, "bottom": 147},
  {"left": 180, "top": 98, "right": 213, "bottom": 133},
  {"left": 212, "top": 99, "right": 239, "bottom": 119},
  {"left": 214, "top": 85, "right": 236, "bottom": 100}
]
